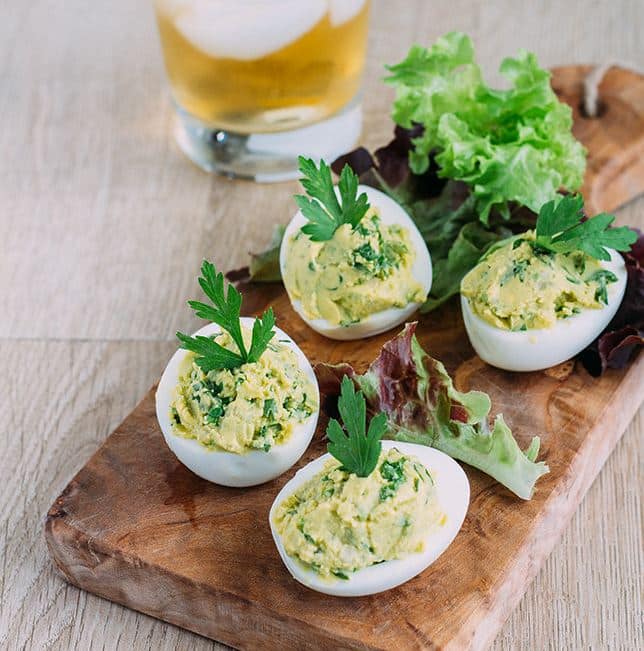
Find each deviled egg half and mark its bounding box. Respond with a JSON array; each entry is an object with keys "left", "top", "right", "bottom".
[
  {"left": 280, "top": 159, "right": 432, "bottom": 340},
  {"left": 269, "top": 441, "right": 469, "bottom": 597},
  {"left": 460, "top": 231, "right": 627, "bottom": 372},
  {"left": 156, "top": 263, "right": 319, "bottom": 487}
]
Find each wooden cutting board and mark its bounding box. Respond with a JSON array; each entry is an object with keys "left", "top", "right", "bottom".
[{"left": 45, "top": 66, "right": 644, "bottom": 651}]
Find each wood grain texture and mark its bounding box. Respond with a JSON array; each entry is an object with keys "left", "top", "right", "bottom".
[{"left": 1, "top": 0, "right": 643, "bottom": 649}]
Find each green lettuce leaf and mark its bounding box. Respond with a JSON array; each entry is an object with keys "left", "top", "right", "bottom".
[
  {"left": 422, "top": 220, "right": 513, "bottom": 312},
  {"left": 316, "top": 323, "right": 549, "bottom": 500},
  {"left": 385, "top": 32, "right": 586, "bottom": 223},
  {"left": 226, "top": 224, "right": 285, "bottom": 283},
  {"left": 238, "top": 33, "right": 585, "bottom": 306},
  {"left": 249, "top": 223, "right": 284, "bottom": 281}
]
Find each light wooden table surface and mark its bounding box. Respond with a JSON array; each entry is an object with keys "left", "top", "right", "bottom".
[{"left": 1, "top": 1, "right": 642, "bottom": 649}]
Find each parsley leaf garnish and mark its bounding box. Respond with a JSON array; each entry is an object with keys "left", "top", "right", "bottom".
[
  {"left": 326, "top": 376, "right": 387, "bottom": 477},
  {"left": 294, "top": 156, "right": 370, "bottom": 241},
  {"left": 176, "top": 331, "right": 244, "bottom": 372},
  {"left": 247, "top": 308, "right": 277, "bottom": 362},
  {"left": 176, "top": 260, "right": 275, "bottom": 371},
  {"left": 535, "top": 195, "right": 637, "bottom": 261}
]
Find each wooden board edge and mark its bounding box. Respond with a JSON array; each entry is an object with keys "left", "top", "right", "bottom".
[
  {"left": 453, "top": 355, "right": 644, "bottom": 651},
  {"left": 43, "top": 386, "right": 373, "bottom": 650},
  {"left": 43, "top": 513, "right": 374, "bottom": 651}
]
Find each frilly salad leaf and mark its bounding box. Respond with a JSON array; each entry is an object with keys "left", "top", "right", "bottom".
[
  {"left": 316, "top": 323, "right": 549, "bottom": 500},
  {"left": 237, "top": 32, "right": 583, "bottom": 310},
  {"left": 385, "top": 32, "right": 586, "bottom": 222}
]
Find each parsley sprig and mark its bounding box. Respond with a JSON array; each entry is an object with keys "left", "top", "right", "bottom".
[
  {"left": 294, "top": 156, "right": 370, "bottom": 241},
  {"left": 535, "top": 195, "right": 637, "bottom": 260},
  {"left": 326, "top": 376, "right": 387, "bottom": 477},
  {"left": 176, "top": 260, "right": 275, "bottom": 372}
]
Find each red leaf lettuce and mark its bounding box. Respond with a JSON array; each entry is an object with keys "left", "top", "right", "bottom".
[
  {"left": 580, "top": 231, "right": 644, "bottom": 375},
  {"left": 316, "top": 323, "right": 549, "bottom": 500}
]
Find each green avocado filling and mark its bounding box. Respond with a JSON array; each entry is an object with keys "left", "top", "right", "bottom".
[
  {"left": 273, "top": 447, "right": 445, "bottom": 578},
  {"left": 461, "top": 231, "right": 618, "bottom": 331},
  {"left": 170, "top": 329, "right": 317, "bottom": 454},
  {"left": 283, "top": 211, "right": 426, "bottom": 326}
]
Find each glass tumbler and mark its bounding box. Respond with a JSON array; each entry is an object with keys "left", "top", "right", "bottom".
[{"left": 154, "top": 0, "right": 370, "bottom": 181}]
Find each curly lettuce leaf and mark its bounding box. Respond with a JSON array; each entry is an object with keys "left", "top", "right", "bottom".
[
  {"left": 316, "top": 323, "right": 549, "bottom": 500},
  {"left": 385, "top": 32, "right": 586, "bottom": 223}
]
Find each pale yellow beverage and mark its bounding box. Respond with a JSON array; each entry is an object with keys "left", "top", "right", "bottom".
[{"left": 154, "top": 0, "right": 370, "bottom": 134}]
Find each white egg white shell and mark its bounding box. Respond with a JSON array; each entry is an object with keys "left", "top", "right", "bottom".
[
  {"left": 155, "top": 318, "right": 319, "bottom": 487},
  {"left": 461, "top": 249, "right": 628, "bottom": 372},
  {"left": 279, "top": 185, "right": 432, "bottom": 340},
  {"left": 269, "top": 440, "right": 470, "bottom": 597}
]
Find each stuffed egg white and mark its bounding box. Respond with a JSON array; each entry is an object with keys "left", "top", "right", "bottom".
[
  {"left": 269, "top": 441, "right": 469, "bottom": 597},
  {"left": 156, "top": 318, "right": 319, "bottom": 487},
  {"left": 280, "top": 185, "right": 432, "bottom": 340},
  {"left": 461, "top": 235, "right": 628, "bottom": 372}
]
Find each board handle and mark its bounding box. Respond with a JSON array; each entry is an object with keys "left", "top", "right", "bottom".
[{"left": 551, "top": 65, "right": 644, "bottom": 215}]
